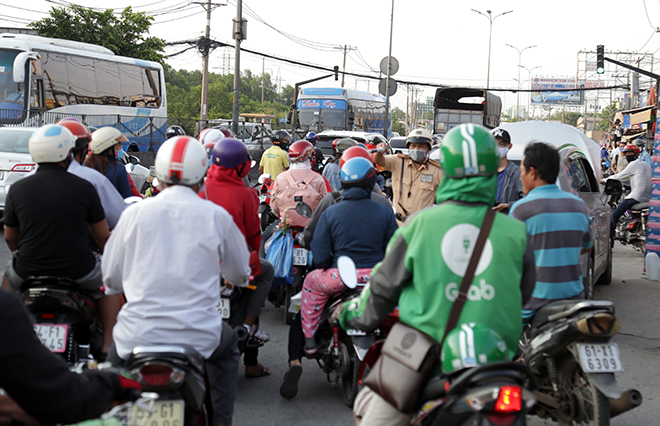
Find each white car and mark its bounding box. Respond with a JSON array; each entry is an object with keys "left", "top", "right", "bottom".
[
  {"left": 0, "top": 127, "right": 37, "bottom": 213},
  {"left": 315, "top": 130, "right": 387, "bottom": 156}
]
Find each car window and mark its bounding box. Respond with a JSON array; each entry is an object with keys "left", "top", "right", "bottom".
[
  {"left": 565, "top": 154, "right": 591, "bottom": 193},
  {"left": 0, "top": 130, "right": 32, "bottom": 153}
]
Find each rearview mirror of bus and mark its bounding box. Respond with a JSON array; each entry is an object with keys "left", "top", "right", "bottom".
[{"left": 13, "top": 52, "right": 40, "bottom": 84}]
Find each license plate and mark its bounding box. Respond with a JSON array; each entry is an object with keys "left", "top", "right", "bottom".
[
  {"left": 577, "top": 343, "right": 624, "bottom": 373},
  {"left": 346, "top": 329, "right": 367, "bottom": 336},
  {"left": 217, "top": 298, "right": 231, "bottom": 319},
  {"left": 293, "top": 247, "right": 307, "bottom": 266},
  {"left": 33, "top": 324, "right": 67, "bottom": 353},
  {"left": 132, "top": 400, "right": 184, "bottom": 426}
]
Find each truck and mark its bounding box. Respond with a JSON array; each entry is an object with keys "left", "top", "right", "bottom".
[{"left": 433, "top": 87, "right": 502, "bottom": 137}]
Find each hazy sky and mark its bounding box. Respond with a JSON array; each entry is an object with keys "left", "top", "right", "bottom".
[{"left": 2, "top": 0, "right": 660, "bottom": 113}]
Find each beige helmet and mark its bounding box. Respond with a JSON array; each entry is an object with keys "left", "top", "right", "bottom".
[
  {"left": 406, "top": 128, "right": 433, "bottom": 148},
  {"left": 90, "top": 127, "right": 128, "bottom": 154}
]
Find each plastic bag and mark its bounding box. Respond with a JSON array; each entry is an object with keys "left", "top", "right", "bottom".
[{"left": 265, "top": 228, "right": 294, "bottom": 279}]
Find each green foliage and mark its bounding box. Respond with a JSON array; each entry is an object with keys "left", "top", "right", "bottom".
[
  {"left": 29, "top": 5, "right": 165, "bottom": 63},
  {"left": 597, "top": 102, "right": 618, "bottom": 131},
  {"left": 547, "top": 111, "right": 582, "bottom": 127},
  {"left": 393, "top": 120, "right": 406, "bottom": 136},
  {"left": 391, "top": 107, "right": 405, "bottom": 121}
]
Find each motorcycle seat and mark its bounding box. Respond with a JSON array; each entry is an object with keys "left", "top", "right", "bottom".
[
  {"left": 130, "top": 345, "right": 206, "bottom": 374},
  {"left": 531, "top": 300, "right": 615, "bottom": 329},
  {"left": 20, "top": 276, "right": 78, "bottom": 294},
  {"left": 631, "top": 202, "right": 649, "bottom": 211}
]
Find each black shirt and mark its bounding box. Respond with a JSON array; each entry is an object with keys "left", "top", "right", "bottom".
[
  {"left": 0, "top": 288, "right": 118, "bottom": 424},
  {"left": 3, "top": 163, "right": 105, "bottom": 279}
]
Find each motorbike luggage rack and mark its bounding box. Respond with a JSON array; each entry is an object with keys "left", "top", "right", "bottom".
[
  {"left": 131, "top": 345, "right": 205, "bottom": 374},
  {"left": 21, "top": 276, "right": 78, "bottom": 294},
  {"left": 547, "top": 300, "right": 614, "bottom": 322}
]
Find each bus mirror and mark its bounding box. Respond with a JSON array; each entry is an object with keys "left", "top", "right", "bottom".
[
  {"left": 349, "top": 111, "right": 355, "bottom": 127},
  {"left": 286, "top": 112, "right": 292, "bottom": 124},
  {"left": 13, "top": 52, "right": 40, "bottom": 84}
]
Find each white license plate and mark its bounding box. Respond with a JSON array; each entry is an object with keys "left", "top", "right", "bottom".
[
  {"left": 132, "top": 400, "right": 184, "bottom": 426},
  {"left": 346, "top": 329, "right": 367, "bottom": 336},
  {"left": 293, "top": 247, "right": 307, "bottom": 266},
  {"left": 33, "top": 324, "right": 67, "bottom": 353},
  {"left": 217, "top": 298, "right": 231, "bottom": 319},
  {"left": 577, "top": 343, "right": 624, "bottom": 373}
]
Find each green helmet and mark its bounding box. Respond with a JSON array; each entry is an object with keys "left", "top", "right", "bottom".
[
  {"left": 439, "top": 124, "right": 499, "bottom": 178},
  {"left": 441, "top": 323, "right": 512, "bottom": 375}
]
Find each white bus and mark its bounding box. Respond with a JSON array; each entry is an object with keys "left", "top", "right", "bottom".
[{"left": 0, "top": 33, "right": 167, "bottom": 151}]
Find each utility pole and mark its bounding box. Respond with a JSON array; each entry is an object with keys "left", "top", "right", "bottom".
[
  {"left": 231, "top": 0, "right": 246, "bottom": 135},
  {"left": 194, "top": 0, "right": 225, "bottom": 134},
  {"left": 261, "top": 58, "right": 265, "bottom": 104},
  {"left": 334, "top": 45, "right": 356, "bottom": 88}
]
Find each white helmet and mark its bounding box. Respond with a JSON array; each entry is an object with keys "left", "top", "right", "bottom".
[
  {"left": 90, "top": 127, "right": 128, "bottom": 154},
  {"left": 155, "top": 136, "right": 208, "bottom": 186},
  {"left": 406, "top": 128, "right": 433, "bottom": 147},
  {"left": 198, "top": 128, "right": 225, "bottom": 146},
  {"left": 29, "top": 124, "right": 75, "bottom": 163}
]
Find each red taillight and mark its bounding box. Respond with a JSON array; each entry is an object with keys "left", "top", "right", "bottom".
[
  {"left": 494, "top": 386, "right": 522, "bottom": 413},
  {"left": 42, "top": 313, "right": 54, "bottom": 319},
  {"left": 11, "top": 164, "right": 36, "bottom": 172},
  {"left": 139, "top": 364, "right": 174, "bottom": 386}
]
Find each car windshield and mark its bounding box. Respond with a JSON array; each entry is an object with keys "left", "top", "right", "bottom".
[{"left": 0, "top": 129, "right": 33, "bottom": 153}]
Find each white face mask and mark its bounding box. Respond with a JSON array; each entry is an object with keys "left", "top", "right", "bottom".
[
  {"left": 409, "top": 149, "right": 428, "bottom": 162},
  {"left": 497, "top": 146, "right": 509, "bottom": 160}
]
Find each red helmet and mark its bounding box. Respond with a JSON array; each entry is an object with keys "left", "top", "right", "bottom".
[
  {"left": 622, "top": 144, "right": 640, "bottom": 154},
  {"left": 288, "top": 140, "right": 315, "bottom": 163},
  {"left": 340, "top": 145, "right": 373, "bottom": 168},
  {"left": 218, "top": 128, "right": 236, "bottom": 138},
  {"left": 58, "top": 120, "right": 91, "bottom": 150},
  {"left": 332, "top": 139, "right": 340, "bottom": 151}
]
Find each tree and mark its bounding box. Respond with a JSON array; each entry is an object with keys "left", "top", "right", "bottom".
[
  {"left": 547, "top": 111, "right": 582, "bottom": 127},
  {"left": 29, "top": 5, "right": 165, "bottom": 63},
  {"left": 597, "top": 102, "right": 618, "bottom": 131}
]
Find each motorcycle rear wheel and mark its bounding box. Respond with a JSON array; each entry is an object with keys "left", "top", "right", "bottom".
[
  {"left": 341, "top": 344, "right": 362, "bottom": 408},
  {"left": 557, "top": 356, "right": 610, "bottom": 426}
]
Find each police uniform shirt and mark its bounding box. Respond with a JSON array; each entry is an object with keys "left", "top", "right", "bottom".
[{"left": 380, "top": 154, "right": 442, "bottom": 222}]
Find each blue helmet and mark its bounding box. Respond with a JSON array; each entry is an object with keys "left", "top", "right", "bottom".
[
  {"left": 305, "top": 131, "right": 319, "bottom": 142},
  {"left": 340, "top": 157, "right": 376, "bottom": 189}
]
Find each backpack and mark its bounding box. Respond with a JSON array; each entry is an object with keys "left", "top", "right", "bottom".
[{"left": 275, "top": 171, "right": 325, "bottom": 228}]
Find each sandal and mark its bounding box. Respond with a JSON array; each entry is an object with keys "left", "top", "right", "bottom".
[
  {"left": 279, "top": 364, "right": 303, "bottom": 399},
  {"left": 245, "top": 364, "right": 271, "bottom": 379}
]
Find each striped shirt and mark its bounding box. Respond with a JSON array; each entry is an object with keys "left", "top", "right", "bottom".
[{"left": 510, "top": 184, "right": 593, "bottom": 322}]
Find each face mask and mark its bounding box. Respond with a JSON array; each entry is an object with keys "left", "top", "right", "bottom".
[
  {"left": 497, "top": 146, "right": 509, "bottom": 160},
  {"left": 625, "top": 155, "right": 636, "bottom": 163},
  {"left": 115, "top": 148, "right": 125, "bottom": 162},
  {"left": 409, "top": 149, "right": 428, "bottom": 162}
]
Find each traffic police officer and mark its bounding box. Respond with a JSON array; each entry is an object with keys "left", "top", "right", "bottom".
[{"left": 374, "top": 128, "right": 442, "bottom": 224}]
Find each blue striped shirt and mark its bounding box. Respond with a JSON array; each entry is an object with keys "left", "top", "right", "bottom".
[{"left": 510, "top": 184, "right": 593, "bottom": 322}]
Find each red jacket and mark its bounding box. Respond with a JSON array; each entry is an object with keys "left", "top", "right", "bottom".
[{"left": 200, "top": 164, "right": 261, "bottom": 252}]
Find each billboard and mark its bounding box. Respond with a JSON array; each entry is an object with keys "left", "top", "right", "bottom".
[{"left": 531, "top": 77, "right": 583, "bottom": 105}]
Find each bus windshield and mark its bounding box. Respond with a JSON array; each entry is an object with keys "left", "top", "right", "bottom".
[
  {"left": 298, "top": 108, "right": 345, "bottom": 132},
  {"left": 0, "top": 49, "right": 26, "bottom": 120}
]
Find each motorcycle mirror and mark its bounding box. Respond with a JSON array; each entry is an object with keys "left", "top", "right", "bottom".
[
  {"left": 125, "top": 163, "right": 134, "bottom": 173},
  {"left": 129, "top": 155, "right": 140, "bottom": 165},
  {"left": 251, "top": 159, "right": 257, "bottom": 169},
  {"left": 604, "top": 179, "right": 623, "bottom": 196},
  {"left": 258, "top": 173, "right": 271, "bottom": 185},
  {"left": 337, "top": 256, "right": 358, "bottom": 289},
  {"left": 295, "top": 202, "right": 313, "bottom": 218}
]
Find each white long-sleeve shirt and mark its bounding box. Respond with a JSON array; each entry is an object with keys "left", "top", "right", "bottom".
[
  {"left": 607, "top": 157, "right": 651, "bottom": 203},
  {"left": 103, "top": 185, "right": 251, "bottom": 359}
]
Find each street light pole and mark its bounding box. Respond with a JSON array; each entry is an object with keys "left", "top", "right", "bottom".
[
  {"left": 471, "top": 9, "right": 513, "bottom": 89},
  {"left": 506, "top": 43, "right": 536, "bottom": 120},
  {"left": 519, "top": 65, "right": 541, "bottom": 120}
]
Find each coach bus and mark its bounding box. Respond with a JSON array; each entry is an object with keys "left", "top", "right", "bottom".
[
  {"left": 295, "top": 87, "right": 390, "bottom": 135},
  {"left": 0, "top": 33, "right": 167, "bottom": 151}
]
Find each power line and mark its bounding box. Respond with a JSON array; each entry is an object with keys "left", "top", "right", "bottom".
[
  {"left": 635, "top": 29, "right": 658, "bottom": 53},
  {"left": 642, "top": 0, "right": 657, "bottom": 30}
]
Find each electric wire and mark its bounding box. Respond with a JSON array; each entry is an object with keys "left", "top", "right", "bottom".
[
  {"left": 635, "top": 29, "right": 657, "bottom": 54},
  {"left": 642, "top": 0, "right": 657, "bottom": 30}
]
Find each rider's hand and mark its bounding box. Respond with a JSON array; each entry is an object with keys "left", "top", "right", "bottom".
[
  {"left": 492, "top": 203, "right": 509, "bottom": 212},
  {"left": 329, "top": 302, "right": 345, "bottom": 324},
  {"left": 377, "top": 142, "right": 388, "bottom": 151}
]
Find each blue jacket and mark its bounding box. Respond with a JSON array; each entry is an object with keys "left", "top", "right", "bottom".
[{"left": 311, "top": 186, "right": 398, "bottom": 269}]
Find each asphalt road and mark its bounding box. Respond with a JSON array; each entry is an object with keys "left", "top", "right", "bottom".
[{"left": 0, "top": 234, "right": 656, "bottom": 425}]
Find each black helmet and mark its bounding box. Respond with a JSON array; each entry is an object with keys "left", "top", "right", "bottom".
[
  {"left": 166, "top": 125, "right": 186, "bottom": 139},
  {"left": 271, "top": 130, "right": 292, "bottom": 149},
  {"left": 634, "top": 138, "right": 646, "bottom": 147}
]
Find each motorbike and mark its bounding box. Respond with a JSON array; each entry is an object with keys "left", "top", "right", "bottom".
[
  {"left": 21, "top": 276, "right": 103, "bottom": 365},
  {"left": 256, "top": 173, "right": 278, "bottom": 232},
  {"left": 605, "top": 179, "right": 648, "bottom": 252},
  {"left": 127, "top": 345, "right": 211, "bottom": 426},
  {"left": 519, "top": 299, "right": 642, "bottom": 425}
]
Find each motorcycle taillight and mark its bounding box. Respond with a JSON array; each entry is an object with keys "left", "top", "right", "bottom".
[
  {"left": 493, "top": 386, "right": 522, "bottom": 413},
  {"left": 138, "top": 364, "right": 185, "bottom": 387}
]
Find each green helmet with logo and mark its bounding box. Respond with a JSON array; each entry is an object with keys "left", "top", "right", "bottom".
[
  {"left": 439, "top": 123, "right": 499, "bottom": 178},
  {"left": 440, "top": 323, "right": 512, "bottom": 375}
]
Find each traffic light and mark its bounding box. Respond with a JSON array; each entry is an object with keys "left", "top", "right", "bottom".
[
  {"left": 334, "top": 65, "right": 339, "bottom": 81},
  {"left": 597, "top": 45, "right": 604, "bottom": 74}
]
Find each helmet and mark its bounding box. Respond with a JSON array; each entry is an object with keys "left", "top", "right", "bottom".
[
  {"left": 90, "top": 127, "right": 128, "bottom": 154},
  {"left": 29, "top": 124, "right": 75, "bottom": 164},
  {"left": 218, "top": 128, "right": 236, "bottom": 138},
  {"left": 305, "top": 131, "right": 319, "bottom": 143},
  {"left": 203, "top": 142, "right": 215, "bottom": 159},
  {"left": 441, "top": 323, "right": 512, "bottom": 375},
  {"left": 199, "top": 128, "right": 225, "bottom": 146},
  {"left": 622, "top": 144, "right": 640, "bottom": 154},
  {"left": 212, "top": 138, "right": 251, "bottom": 178},
  {"left": 340, "top": 145, "right": 373, "bottom": 168},
  {"left": 634, "top": 138, "right": 646, "bottom": 147},
  {"left": 440, "top": 123, "right": 499, "bottom": 178},
  {"left": 58, "top": 120, "right": 92, "bottom": 151},
  {"left": 271, "top": 130, "right": 292, "bottom": 148},
  {"left": 288, "top": 140, "right": 315, "bottom": 163},
  {"left": 155, "top": 136, "right": 208, "bottom": 186},
  {"left": 406, "top": 128, "right": 433, "bottom": 148},
  {"left": 333, "top": 138, "right": 357, "bottom": 154},
  {"left": 340, "top": 157, "right": 376, "bottom": 189},
  {"left": 166, "top": 125, "right": 186, "bottom": 139}
]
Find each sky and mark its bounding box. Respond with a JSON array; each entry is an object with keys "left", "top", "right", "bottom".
[{"left": 2, "top": 0, "right": 660, "bottom": 115}]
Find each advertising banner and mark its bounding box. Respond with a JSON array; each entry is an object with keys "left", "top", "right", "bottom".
[
  {"left": 531, "top": 77, "right": 583, "bottom": 105},
  {"left": 647, "top": 109, "right": 660, "bottom": 256}
]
